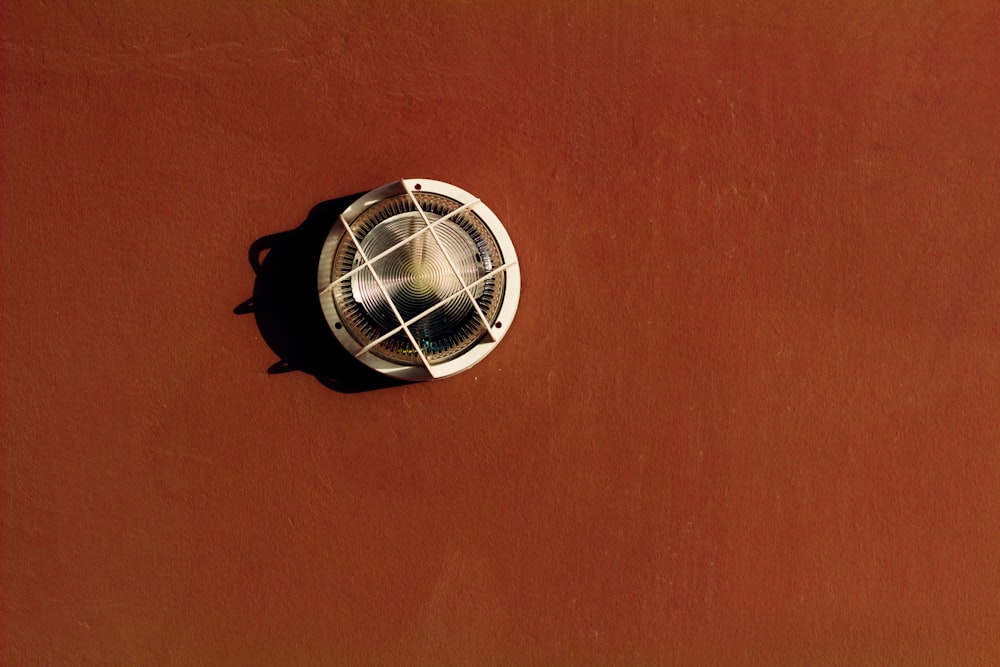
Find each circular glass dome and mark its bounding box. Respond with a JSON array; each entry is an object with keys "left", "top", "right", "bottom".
[{"left": 317, "top": 179, "right": 520, "bottom": 381}]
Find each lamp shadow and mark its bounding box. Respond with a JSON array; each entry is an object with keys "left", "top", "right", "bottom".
[{"left": 234, "top": 193, "right": 403, "bottom": 393}]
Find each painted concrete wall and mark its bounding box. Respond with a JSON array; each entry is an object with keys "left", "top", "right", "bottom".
[{"left": 4, "top": 1, "right": 1000, "bottom": 663}]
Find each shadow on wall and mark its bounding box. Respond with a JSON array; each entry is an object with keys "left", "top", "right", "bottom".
[{"left": 234, "top": 193, "right": 403, "bottom": 393}]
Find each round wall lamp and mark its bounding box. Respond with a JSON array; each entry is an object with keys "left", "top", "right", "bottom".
[{"left": 317, "top": 179, "right": 520, "bottom": 382}]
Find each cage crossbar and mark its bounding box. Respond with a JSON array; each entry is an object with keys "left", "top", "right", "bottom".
[{"left": 318, "top": 198, "right": 480, "bottom": 296}]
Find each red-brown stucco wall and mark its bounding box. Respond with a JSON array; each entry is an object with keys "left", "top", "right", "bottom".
[{"left": 4, "top": 2, "right": 1000, "bottom": 664}]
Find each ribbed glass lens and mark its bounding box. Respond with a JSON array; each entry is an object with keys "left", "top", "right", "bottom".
[
  {"left": 360, "top": 219, "right": 482, "bottom": 331},
  {"left": 331, "top": 193, "right": 506, "bottom": 365}
]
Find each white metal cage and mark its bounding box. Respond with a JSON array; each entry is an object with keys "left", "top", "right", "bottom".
[{"left": 317, "top": 179, "right": 520, "bottom": 381}]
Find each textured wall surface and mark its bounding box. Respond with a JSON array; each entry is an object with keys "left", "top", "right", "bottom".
[{"left": 4, "top": 1, "right": 1000, "bottom": 664}]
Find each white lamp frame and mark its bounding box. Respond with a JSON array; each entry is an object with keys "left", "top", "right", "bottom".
[{"left": 317, "top": 179, "right": 521, "bottom": 381}]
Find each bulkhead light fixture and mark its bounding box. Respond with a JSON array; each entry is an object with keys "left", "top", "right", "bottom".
[{"left": 317, "top": 179, "right": 520, "bottom": 381}]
